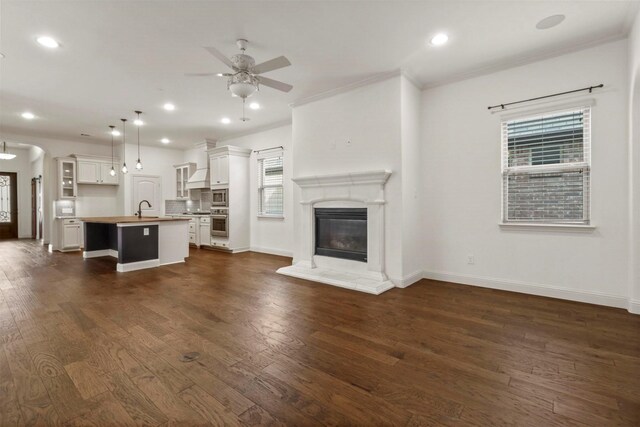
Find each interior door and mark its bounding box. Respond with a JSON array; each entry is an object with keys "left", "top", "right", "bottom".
[
  {"left": 0, "top": 172, "right": 18, "bottom": 239},
  {"left": 132, "top": 175, "right": 161, "bottom": 217}
]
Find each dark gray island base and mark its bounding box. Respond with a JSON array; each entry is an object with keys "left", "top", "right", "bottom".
[{"left": 81, "top": 217, "right": 190, "bottom": 272}]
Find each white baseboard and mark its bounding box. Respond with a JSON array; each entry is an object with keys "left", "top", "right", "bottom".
[
  {"left": 629, "top": 299, "right": 640, "bottom": 314},
  {"left": 117, "top": 259, "right": 160, "bottom": 272},
  {"left": 393, "top": 270, "right": 424, "bottom": 288},
  {"left": 83, "top": 249, "right": 117, "bottom": 259},
  {"left": 250, "top": 246, "right": 293, "bottom": 257},
  {"left": 422, "top": 270, "right": 630, "bottom": 311}
]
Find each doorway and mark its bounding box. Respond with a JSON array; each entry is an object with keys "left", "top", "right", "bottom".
[{"left": 0, "top": 172, "right": 18, "bottom": 239}]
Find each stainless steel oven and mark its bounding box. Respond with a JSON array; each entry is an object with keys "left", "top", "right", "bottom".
[
  {"left": 210, "top": 209, "right": 229, "bottom": 237},
  {"left": 211, "top": 188, "right": 228, "bottom": 207}
]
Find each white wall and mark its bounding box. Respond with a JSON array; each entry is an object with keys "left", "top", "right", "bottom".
[
  {"left": 421, "top": 40, "right": 630, "bottom": 308},
  {"left": 221, "top": 125, "right": 294, "bottom": 256},
  {"left": 628, "top": 10, "right": 640, "bottom": 314},
  {"left": 0, "top": 147, "right": 33, "bottom": 238},
  {"left": 292, "top": 76, "right": 406, "bottom": 282}
]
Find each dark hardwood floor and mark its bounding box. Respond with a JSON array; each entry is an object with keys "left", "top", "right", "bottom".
[{"left": 0, "top": 240, "right": 638, "bottom": 426}]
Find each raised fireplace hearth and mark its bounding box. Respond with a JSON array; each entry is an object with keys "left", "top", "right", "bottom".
[
  {"left": 277, "top": 170, "right": 393, "bottom": 295},
  {"left": 315, "top": 208, "right": 367, "bottom": 262}
]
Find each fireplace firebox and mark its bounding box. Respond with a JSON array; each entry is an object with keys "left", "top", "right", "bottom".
[{"left": 314, "top": 208, "right": 367, "bottom": 262}]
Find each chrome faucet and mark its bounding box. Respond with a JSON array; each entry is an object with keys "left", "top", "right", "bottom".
[{"left": 137, "top": 200, "right": 151, "bottom": 218}]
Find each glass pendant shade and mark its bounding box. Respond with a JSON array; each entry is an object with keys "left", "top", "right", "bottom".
[
  {"left": 109, "top": 167, "right": 116, "bottom": 177},
  {"left": 136, "top": 159, "right": 143, "bottom": 170},
  {"left": 121, "top": 163, "right": 128, "bottom": 174}
]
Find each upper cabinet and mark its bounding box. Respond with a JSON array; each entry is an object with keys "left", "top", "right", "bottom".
[
  {"left": 174, "top": 163, "right": 196, "bottom": 199},
  {"left": 57, "top": 157, "right": 78, "bottom": 199},
  {"left": 73, "top": 155, "right": 119, "bottom": 185},
  {"left": 210, "top": 154, "right": 229, "bottom": 187}
]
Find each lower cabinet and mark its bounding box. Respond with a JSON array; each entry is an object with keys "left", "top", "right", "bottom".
[
  {"left": 59, "top": 218, "right": 82, "bottom": 251},
  {"left": 199, "top": 217, "right": 211, "bottom": 247}
]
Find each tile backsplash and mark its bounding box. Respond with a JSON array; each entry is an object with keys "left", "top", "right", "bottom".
[
  {"left": 165, "top": 200, "right": 187, "bottom": 215},
  {"left": 165, "top": 190, "right": 212, "bottom": 214}
]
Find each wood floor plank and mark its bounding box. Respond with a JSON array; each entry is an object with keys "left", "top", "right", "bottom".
[
  {"left": 65, "top": 360, "right": 109, "bottom": 400},
  {"left": 3, "top": 339, "right": 62, "bottom": 425}
]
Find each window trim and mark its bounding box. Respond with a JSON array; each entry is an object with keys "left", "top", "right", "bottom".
[
  {"left": 500, "top": 105, "right": 592, "bottom": 226},
  {"left": 257, "top": 149, "right": 284, "bottom": 218}
]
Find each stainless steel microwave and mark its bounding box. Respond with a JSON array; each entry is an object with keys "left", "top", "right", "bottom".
[{"left": 211, "top": 188, "right": 228, "bottom": 207}]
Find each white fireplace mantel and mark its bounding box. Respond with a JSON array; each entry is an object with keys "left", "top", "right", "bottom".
[{"left": 277, "top": 170, "right": 394, "bottom": 295}]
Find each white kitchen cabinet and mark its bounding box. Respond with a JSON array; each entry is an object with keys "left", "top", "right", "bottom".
[
  {"left": 199, "top": 217, "right": 211, "bottom": 246},
  {"left": 100, "top": 163, "right": 119, "bottom": 185},
  {"left": 174, "top": 163, "right": 196, "bottom": 199},
  {"left": 207, "top": 145, "right": 251, "bottom": 253},
  {"left": 57, "top": 157, "right": 78, "bottom": 199},
  {"left": 209, "top": 155, "right": 229, "bottom": 187},
  {"left": 73, "top": 155, "right": 120, "bottom": 185},
  {"left": 59, "top": 218, "right": 82, "bottom": 251}
]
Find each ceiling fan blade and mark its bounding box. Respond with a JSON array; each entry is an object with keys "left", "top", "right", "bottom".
[
  {"left": 185, "top": 72, "right": 219, "bottom": 77},
  {"left": 204, "top": 46, "right": 236, "bottom": 70},
  {"left": 251, "top": 56, "right": 291, "bottom": 74},
  {"left": 257, "top": 76, "right": 293, "bottom": 93}
]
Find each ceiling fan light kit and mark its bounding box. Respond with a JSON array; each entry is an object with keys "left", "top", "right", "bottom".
[{"left": 200, "top": 39, "right": 293, "bottom": 122}]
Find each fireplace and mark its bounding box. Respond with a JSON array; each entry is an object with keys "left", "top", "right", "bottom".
[
  {"left": 315, "top": 208, "right": 367, "bottom": 262},
  {"left": 277, "top": 170, "right": 393, "bottom": 295}
]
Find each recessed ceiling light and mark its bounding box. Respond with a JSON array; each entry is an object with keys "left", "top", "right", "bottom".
[
  {"left": 536, "top": 15, "right": 565, "bottom": 30},
  {"left": 161, "top": 138, "right": 170, "bottom": 144},
  {"left": 36, "top": 36, "right": 60, "bottom": 48},
  {"left": 163, "top": 103, "right": 175, "bottom": 111},
  {"left": 221, "top": 117, "right": 231, "bottom": 124},
  {"left": 111, "top": 129, "right": 120, "bottom": 136},
  {"left": 430, "top": 33, "right": 449, "bottom": 46},
  {"left": 21, "top": 112, "right": 35, "bottom": 120},
  {"left": 249, "top": 102, "right": 260, "bottom": 110},
  {"left": 133, "top": 118, "right": 144, "bottom": 126}
]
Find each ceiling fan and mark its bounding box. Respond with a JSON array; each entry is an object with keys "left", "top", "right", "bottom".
[{"left": 191, "top": 39, "right": 293, "bottom": 100}]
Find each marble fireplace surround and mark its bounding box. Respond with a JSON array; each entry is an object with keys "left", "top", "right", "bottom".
[{"left": 277, "top": 170, "right": 394, "bottom": 294}]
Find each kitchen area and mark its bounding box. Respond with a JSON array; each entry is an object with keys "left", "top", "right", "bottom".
[{"left": 50, "top": 139, "right": 252, "bottom": 270}]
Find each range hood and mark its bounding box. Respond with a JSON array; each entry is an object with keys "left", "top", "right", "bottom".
[
  {"left": 186, "top": 139, "right": 216, "bottom": 189},
  {"left": 186, "top": 168, "right": 210, "bottom": 189}
]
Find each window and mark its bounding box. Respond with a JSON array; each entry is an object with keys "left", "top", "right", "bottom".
[
  {"left": 258, "top": 152, "right": 284, "bottom": 217},
  {"left": 501, "top": 107, "right": 590, "bottom": 224}
]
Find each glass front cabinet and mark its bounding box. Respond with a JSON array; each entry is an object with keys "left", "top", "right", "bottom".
[
  {"left": 57, "top": 157, "right": 78, "bottom": 199},
  {"left": 174, "top": 162, "right": 196, "bottom": 200}
]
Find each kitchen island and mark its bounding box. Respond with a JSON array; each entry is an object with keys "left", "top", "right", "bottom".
[{"left": 80, "top": 216, "right": 190, "bottom": 272}]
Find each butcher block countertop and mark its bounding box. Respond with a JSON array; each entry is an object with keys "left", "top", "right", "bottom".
[{"left": 79, "top": 216, "right": 191, "bottom": 224}]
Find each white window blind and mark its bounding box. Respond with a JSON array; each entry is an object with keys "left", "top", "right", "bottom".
[
  {"left": 501, "top": 107, "right": 591, "bottom": 224},
  {"left": 258, "top": 153, "right": 284, "bottom": 216}
]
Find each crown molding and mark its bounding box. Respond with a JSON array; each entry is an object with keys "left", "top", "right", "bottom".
[{"left": 289, "top": 70, "right": 402, "bottom": 108}]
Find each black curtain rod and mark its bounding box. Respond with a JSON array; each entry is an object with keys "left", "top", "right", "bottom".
[
  {"left": 253, "top": 145, "right": 283, "bottom": 153},
  {"left": 487, "top": 84, "right": 604, "bottom": 111}
]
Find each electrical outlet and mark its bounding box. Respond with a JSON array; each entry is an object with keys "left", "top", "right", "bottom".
[
  {"left": 467, "top": 255, "right": 475, "bottom": 265},
  {"left": 143, "top": 228, "right": 149, "bottom": 236}
]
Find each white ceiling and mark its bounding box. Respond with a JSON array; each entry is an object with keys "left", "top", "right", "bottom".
[{"left": 0, "top": 0, "right": 637, "bottom": 149}]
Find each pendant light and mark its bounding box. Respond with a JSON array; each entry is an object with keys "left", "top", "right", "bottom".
[
  {"left": 120, "top": 118, "right": 128, "bottom": 174},
  {"left": 0, "top": 141, "right": 16, "bottom": 160},
  {"left": 134, "top": 110, "right": 143, "bottom": 170},
  {"left": 108, "top": 125, "right": 116, "bottom": 176}
]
